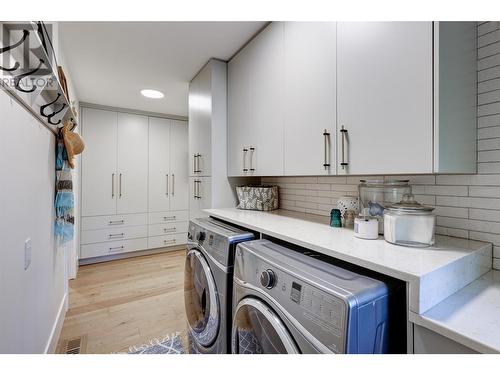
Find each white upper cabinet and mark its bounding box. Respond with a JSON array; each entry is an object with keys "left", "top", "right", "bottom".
[
  {"left": 116, "top": 112, "right": 149, "bottom": 214},
  {"left": 189, "top": 64, "right": 212, "bottom": 177},
  {"left": 337, "top": 22, "right": 433, "bottom": 175},
  {"left": 228, "top": 22, "right": 284, "bottom": 176},
  {"left": 228, "top": 43, "right": 253, "bottom": 177},
  {"left": 227, "top": 21, "right": 476, "bottom": 177},
  {"left": 170, "top": 120, "right": 189, "bottom": 211},
  {"left": 249, "top": 22, "right": 284, "bottom": 176},
  {"left": 148, "top": 117, "right": 171, "bottom": 212},
  {"left": 81, "top": 107, "right": 117, "bottom": 216},
  {"left": 283, "top": 22, "right": 337, "bottom": 175}
]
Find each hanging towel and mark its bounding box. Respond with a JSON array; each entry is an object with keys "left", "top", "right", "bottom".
[{"left": 54, "top": 135, "right": 74, "bottom": 243}]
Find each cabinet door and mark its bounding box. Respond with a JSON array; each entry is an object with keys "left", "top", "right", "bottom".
[
  {"left": 283, "top": 22, "right": 337, "bottom": 175},
  {"left": 249, "top": 22, "right": 284, "bottom": 176},
  {"left": 149, "top": 117, "right": 171, "bottom": 212},
  {"left": 228, "top": 43, "right": 254, "bottom": 177},
  {"left": 117, "top": 113, "right": 149, "bottom": 214},
  {"left": 337, "top": 22, "right": 433, "bottom": 175},
  {"left": 81, "top": 107, "right": 117, "bottom": 216},
  {"left": 189, "top": 64, "right": 212, "bottom": 177},
  {"left": 170, "top": 120, "right": 189, "bottom": 211},
  {"left": 189, "top": 177, "right": 212, "bottom": 219}
]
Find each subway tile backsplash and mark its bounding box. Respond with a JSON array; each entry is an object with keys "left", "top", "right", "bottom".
[{"left": 262, "top": 21, "right": 500, "bottom": 271}]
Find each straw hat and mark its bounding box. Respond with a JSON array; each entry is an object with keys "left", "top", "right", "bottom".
[{"left": 61, "top": 120, "right": 85, "bottom": 169}]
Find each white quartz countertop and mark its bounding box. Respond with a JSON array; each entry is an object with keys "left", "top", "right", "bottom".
[
  {"left": 205, "top": 208, "right": 492, "bottom": 314},
  {"left": 410, "top": 270, "right": 500, "bottom": 353}
]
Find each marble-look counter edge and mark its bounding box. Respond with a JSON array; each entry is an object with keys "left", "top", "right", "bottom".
[{"left": 205, "top": 208, "right": 492, "bottom": 315}]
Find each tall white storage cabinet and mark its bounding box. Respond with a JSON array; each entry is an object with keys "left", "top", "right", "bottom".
[
  {"left": 189, "top": 59, "right": 237, "bottom": 219},
  {"left": 80, "top": 106, "right": 188, "bottom": 263}
]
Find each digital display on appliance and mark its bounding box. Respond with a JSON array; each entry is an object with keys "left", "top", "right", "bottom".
[{"left": 290, "top": 282, "right": 302, "bottom": 303}]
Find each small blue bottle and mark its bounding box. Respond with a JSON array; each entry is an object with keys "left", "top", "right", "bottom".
[{"left": 330, "top": 209, "right": 342, "bottom": 228}]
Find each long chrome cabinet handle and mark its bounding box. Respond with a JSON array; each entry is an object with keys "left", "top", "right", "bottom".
[
  {"left": 109, "top": 245, "right": 124, "bottom": 253},
  {"left": 194, "top": 153, "right": 201, "bottom": 173},
  {"left": 194, "top": 180, "right": 198, "bottom": 199},
  {"left": 108, "top": 233, "right": 125, "bottom": 239},
  {"left": 109, "top": 220, "right": 124, "bottom": 225},
  {"left": 171, "top": 174, "right": 175, "bottom": 196},
  {"left": 243, "top": 148, "right": 248, "bottom": 173},
  {"left": 249, "top": 147, "right": 255, "bottom": 172},
  {"left": 166, "top": 174, "right": 169, "bottom": 195},
  {"left": 197, "top": 180, "right": 202, "bottom": 199},
  {"left": 340, "top": 126, "right": 348, "bottom": 170},
  {"left": 323, "top": 129, "right": 331, "bottom": 170},
  {"left": 112, "top": 173, "right": 115, "bottom": 198},
  {"left": 193, "top": 154, "right": 197, "bottom": 174},
  {"left": 163, "top": 239, "right": 176, "bottom": 246},
  {"left": 119, "top": 173, "right": 122, "bottom": 197}
]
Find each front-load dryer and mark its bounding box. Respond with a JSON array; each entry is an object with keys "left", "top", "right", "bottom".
[
  {"left": 232, "top": 239, "right": 393, "bottom": 354},
  {"left": 184, "top": 217, "right": 254, "bottom": 354}
]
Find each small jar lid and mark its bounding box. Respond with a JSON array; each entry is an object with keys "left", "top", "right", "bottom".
[{"left": 386, "top": 193, "right": 435, "bottom": 213}]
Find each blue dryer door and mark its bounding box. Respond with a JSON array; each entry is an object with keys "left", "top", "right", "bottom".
[
  {"left": 184, "top": 248, "right": 220, "bottom": 347},
  {"left": 232, "top": 297, "right": 299, "bottom": 354}
]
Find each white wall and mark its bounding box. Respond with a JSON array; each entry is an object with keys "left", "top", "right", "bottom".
[
  {"left": 262, "top": 21, "right": 500, "bottom": 271},
  {"left": 0, "top": 90, "right": 67, "bottom": 353}
]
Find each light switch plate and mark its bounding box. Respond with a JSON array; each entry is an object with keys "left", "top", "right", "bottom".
[{"left": 24, "top": 238, "right": 32, "bottom": 270}]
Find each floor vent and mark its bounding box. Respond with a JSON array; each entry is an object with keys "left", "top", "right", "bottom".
[{"left": 62, "top": 335, "right": 87, "bottom": 354}]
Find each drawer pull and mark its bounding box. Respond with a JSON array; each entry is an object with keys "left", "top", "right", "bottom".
[
  {"left": 109, "top": 220, "right": 124, "bottom": 225},
  {"left": 108, "top": 233, "right": 125, "bottom": 239},
  {"left": 109, "top": 245, "right": 124, "bottom": 253},
  {"left": 163, "top": 216, "right": 176, "bottom": 221},
  {"left": 163, "top": 239, "right": 177, "bottom": 245},
  {"left": 163, "top": 227, "right": 176, "bottom": 233}
]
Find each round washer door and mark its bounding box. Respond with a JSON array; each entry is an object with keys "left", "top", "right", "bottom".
[
  {"left": 184, "top": 248, "right": 220, "bottom": 347},
  {"left": 232, "top": 297, "right": 299, "bottom": 354}
]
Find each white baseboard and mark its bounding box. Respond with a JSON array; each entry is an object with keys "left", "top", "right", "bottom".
[{"left": 44, "top": 292, "right": 68, "bottom": 354}]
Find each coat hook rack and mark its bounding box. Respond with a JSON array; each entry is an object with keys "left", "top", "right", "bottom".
[
  {"left": 40, "top": 92, "right": 61, "bottom": 117},
  {"left": 46, "top": 102, "right": 67, "bottom": 125},
  {"left": 69, "top": 118, "right": 77, "bottom": 131},
  {"left": 13, "top": 58, "right": 44, "bottom": 93},
  {"left": 0, "top": 29, "right": 29, "bottom": 72}
]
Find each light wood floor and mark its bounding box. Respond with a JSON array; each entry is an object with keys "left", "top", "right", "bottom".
[{"left": 57, "top": 250, "right": 188, "bottom": 354}]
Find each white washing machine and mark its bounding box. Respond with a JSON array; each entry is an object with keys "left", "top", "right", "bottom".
[{"left": 184, "top": 217, "right": 254, "bottom": 354}]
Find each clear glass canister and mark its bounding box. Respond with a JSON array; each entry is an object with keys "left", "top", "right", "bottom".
[
  {"left": 358, "top": 179, "right": 412, "bottom": 234},
  {"left": 383, "top": 194, "right": 436, "bottom": 247}
]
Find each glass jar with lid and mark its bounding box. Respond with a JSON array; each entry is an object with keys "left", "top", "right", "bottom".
[
  {"left": 383, "top": 194, "right": 436, "bottom": 247},
  {"left": 358, "top": 179, "right": 412, "bottom": 234}
]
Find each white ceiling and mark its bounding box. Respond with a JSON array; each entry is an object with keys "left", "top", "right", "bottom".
[{"left": 59, "top": 22, "right": 266, "bottom": 117}]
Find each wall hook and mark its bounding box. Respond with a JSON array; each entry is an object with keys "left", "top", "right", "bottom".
[
  {"left": 46, "top": 103, "right": 67, "bottom": 126},
  {"left": 13, "top": 58, "right": 44, "bottom": 93},
  {"left": 40, "top": 93, "right": 61, "bottom": 117},
  {"left": 0, "top": 29, "right": 29, "bottom": 72}
]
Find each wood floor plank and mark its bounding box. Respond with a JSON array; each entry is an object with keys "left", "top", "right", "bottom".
[{"left": 57, "top": 250, "right": 188, "bottom": 353}]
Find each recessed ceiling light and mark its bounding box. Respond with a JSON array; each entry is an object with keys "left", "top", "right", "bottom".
[{"left": 140, "top": 89, "right": 164, "bottom": 99}]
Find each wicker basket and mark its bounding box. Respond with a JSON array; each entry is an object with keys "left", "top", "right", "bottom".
[{"left": 236, "top": 185, "right": 278, "bottom": 211}]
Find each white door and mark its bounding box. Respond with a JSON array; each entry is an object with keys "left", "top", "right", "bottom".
[
  {"left": 228, "top": 37, "right": 254, "bottom": 177},
  {"left": 117, "top": 112, "right": 149, "bottom": 214},
  {"left": 149, "top": 117, "right": 171, "bottom": 213},
  {"left": 81, "top": 107, "right": 117, "bottom": 216},
  {"left": 170, "top": 120, "right": 189, "bottom": 211},
  {"left": 283, "top": 22, "right": 337, "bottom": 176},
  {"left": 337, "top": 22, "right": 433, "bottom": 175},
  {"left": 249, "top": 22, "right": 284, "bottom": 176},
  {"left": 189, "top": 64, "right": 212, "bottom": 177},
  {"left": 189, "top": 177, "right": 212, "bottom": 219}
]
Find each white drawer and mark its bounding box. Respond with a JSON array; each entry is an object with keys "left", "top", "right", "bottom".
[
  {"left": 80, "top": 238, "right": 148, "bottom": 259},
  {"left": 81, "top": 225, "right": 148, "bottom": 245},
  {"left": 148, "top": 233, "right": 187, "bottom": 249},
  {"left": 148, "top": 221, "right": 188, "bottom": 237},
  {"left": 148, "top": 210, "right": 188, "bottom": 225},
  {"left": 82, "top": 213, "right": 147, "bottom": 231}
]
